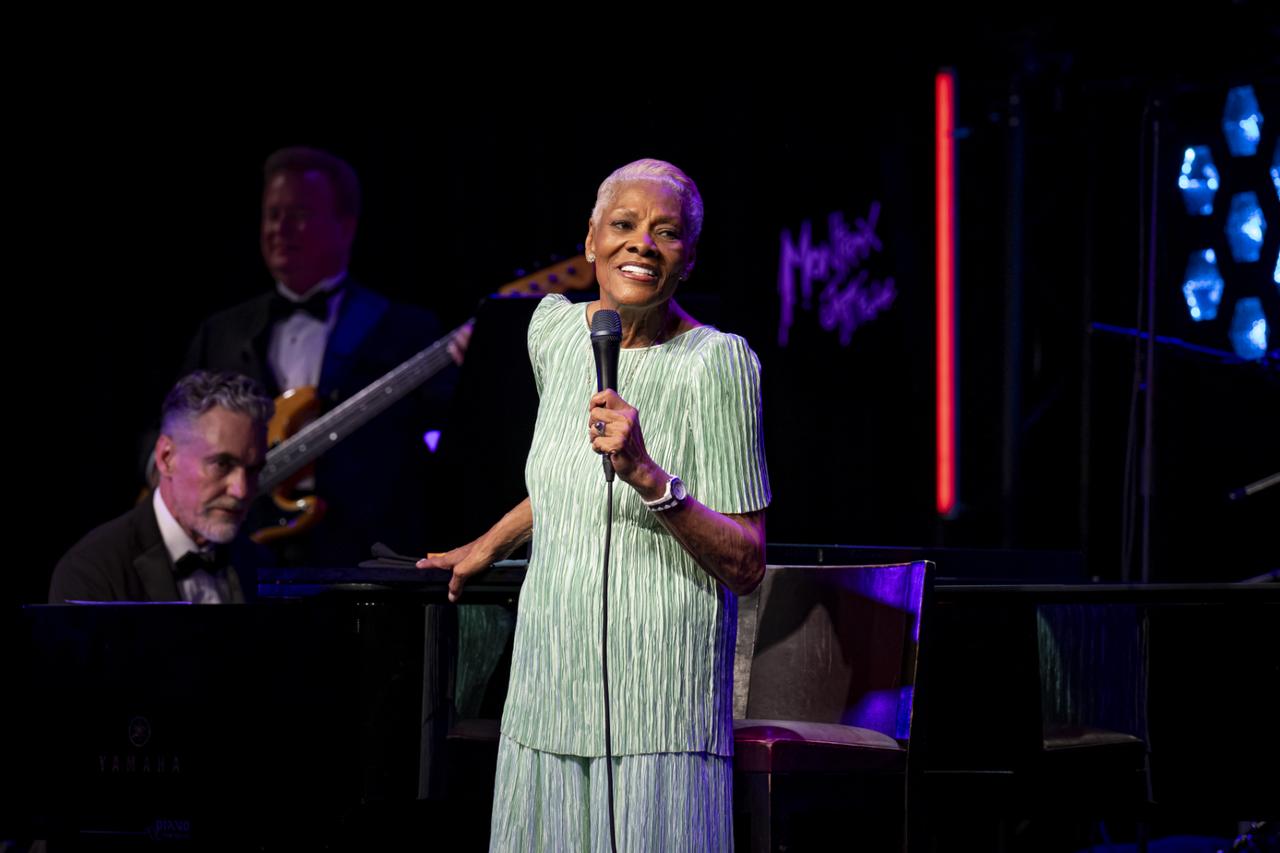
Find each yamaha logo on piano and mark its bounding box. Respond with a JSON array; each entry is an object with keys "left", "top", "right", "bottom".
[{"left": 97, "top": 714, "right": 183, "bottom": 775}]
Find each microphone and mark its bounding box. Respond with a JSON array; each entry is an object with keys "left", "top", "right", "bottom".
[{"left": 591, "top": 309, "right": 622, "bottom": 482}]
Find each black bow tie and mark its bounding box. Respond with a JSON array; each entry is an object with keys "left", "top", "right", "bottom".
[
  {"left": 269, "top": 288, "right": 339, "bottom": 323},
  {"left": 174, "top": 548, "right": 230, "bottom": 580}
]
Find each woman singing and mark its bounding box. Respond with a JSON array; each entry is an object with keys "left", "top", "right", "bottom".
[{"left": 421, "top": 158, "right": 770, "bottom": 851}]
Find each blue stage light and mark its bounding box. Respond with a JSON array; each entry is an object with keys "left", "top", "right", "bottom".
[
  {"left": 1178, "top": 145, "right": 1219, "bottom": 215},
  {"left": 1182, "top": 249, "right": 1225, "bottom": 321},
  {"left": 1272, "top": 138, "right": 1280, "bottom": 201},
  {"left": 1222, "top": 85, "right": 1263, "bottom": 157},
  {"left": 1225, "top": 192, "right": 1265, "bottom": 262},
  {"left": 1228, "top": 298, "right": 1269, "bottom": 360}
]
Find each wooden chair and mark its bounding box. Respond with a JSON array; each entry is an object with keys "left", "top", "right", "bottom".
[
  {"left": 912, "top": 591, "right": 1150, "bottom": 850},
  {"left": 732, "top": 561, "right": 930, "bottom": 852}
]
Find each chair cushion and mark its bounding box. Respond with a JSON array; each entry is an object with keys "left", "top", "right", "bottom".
[
  {"left": 1042, "top": 725, "right": 1145, "bottom": 752},
  {"left": 733, "top": 719, "right": 905, "bottom": 774},
  {"left": 448, "top": 717, "right": 501, "bottom": 743}
]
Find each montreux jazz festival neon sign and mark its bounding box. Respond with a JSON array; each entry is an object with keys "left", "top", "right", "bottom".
[{"left": 777, "top": 201, "right": 896, "bottom": 347}]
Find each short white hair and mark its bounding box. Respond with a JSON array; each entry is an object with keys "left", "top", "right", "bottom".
[{"left": 590, "top": 158, "right": 704, "bottom": 246}]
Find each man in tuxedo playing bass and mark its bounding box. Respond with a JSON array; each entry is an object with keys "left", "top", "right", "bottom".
[{"left": 181, "top": 146, "right": 465, "bottom": 567}]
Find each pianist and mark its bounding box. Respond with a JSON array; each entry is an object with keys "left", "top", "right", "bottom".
[{"left": 49, "top": 371, "right": 272, "bottom": 604}]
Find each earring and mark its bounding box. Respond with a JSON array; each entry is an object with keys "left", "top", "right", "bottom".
[{"left": 587, "top": 253, "right": 596, "bottom": 263}]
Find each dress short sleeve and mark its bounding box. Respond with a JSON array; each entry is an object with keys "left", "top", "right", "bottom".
[
  {"left": 526, "top": 294, "right": 572, "bottom": 396},
  {"left": 688, "top": 333, "right": 771, "bottom": 515}
]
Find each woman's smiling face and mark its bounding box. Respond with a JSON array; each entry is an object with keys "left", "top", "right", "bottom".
[{"left": 586, "top": 180, "right": 694, "bottom": 312}]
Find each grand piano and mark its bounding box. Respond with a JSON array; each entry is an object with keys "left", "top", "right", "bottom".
[{"left": 10, "top": 552, "right": 1277, "bottom": 850}]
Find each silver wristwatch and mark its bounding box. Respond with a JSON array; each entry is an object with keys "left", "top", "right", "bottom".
[{"left": 643, "top": 476, "right": 687, "bottom": 512}]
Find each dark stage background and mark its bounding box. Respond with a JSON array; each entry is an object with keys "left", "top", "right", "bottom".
[{"left": 9, "top": 14, "right": 1277, "bottom": 609}]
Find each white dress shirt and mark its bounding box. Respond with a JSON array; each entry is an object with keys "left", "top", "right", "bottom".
[
  {"left": 267, "top": 273, "right": 347, "bottom": 393},
  {"left": 153, "top": 490, "right": 231, "bottom": 604}
]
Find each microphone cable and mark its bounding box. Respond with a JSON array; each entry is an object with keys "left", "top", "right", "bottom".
[{"left": 600, "top": 474, "right": 619, "bottom": 853}]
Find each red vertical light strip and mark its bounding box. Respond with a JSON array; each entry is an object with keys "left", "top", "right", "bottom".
[{"left": 935, "top": 70, "right": 957, "bottom": 516}]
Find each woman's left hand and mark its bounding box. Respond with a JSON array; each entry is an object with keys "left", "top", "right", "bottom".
[{"left": 588, "top": 389, "right": 663, "bottom": 498}]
